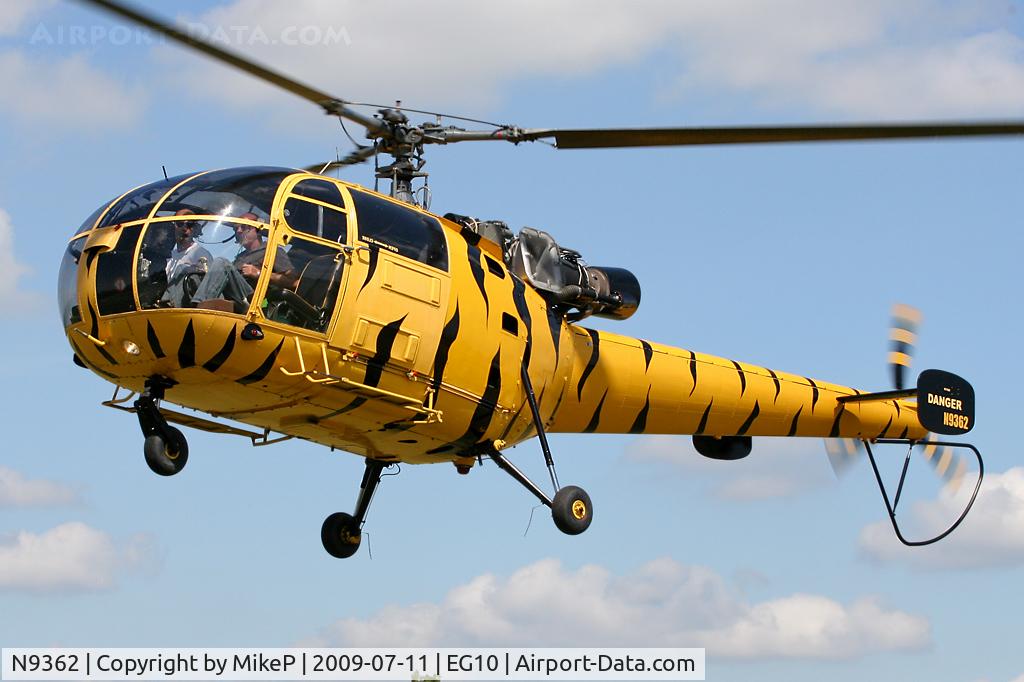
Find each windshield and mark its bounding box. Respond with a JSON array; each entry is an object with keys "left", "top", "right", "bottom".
[
  {"left": 82, "top": 167, "right": 299, "bottom": 317},
  {"left": 57, "top": 236, "right": 86, "bottom": 327},
  {"left": 158, "top": 167, "right": 293, "bottom": 221}
]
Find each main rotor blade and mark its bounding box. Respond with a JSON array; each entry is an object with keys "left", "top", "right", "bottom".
[
  {"left": 76, "top": 0, "right": 384, "bottom": 134},
  {"left": 519, "top": 122, "right": 1024, "bottom": 149},
  {"left": 303, "top": 146, "right": 378, "bottom": 174}
]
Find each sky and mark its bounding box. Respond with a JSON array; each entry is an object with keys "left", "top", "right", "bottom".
[{"left": 1, "top": 1, "right": 1023, "bottom": 680}]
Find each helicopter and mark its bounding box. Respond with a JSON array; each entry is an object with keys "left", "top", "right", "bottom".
[{"left": 62, "top": 0, "right": 1008, "bottom": 559}]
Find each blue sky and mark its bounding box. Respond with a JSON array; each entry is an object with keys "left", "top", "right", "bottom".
[{"left": 1, "top": 1, "right": 1023, "bottom": 680}]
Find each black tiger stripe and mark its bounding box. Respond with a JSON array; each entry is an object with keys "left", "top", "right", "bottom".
[
  {"left": 467, "top": 245, "right": 489, "bottom": 317},
  {"left": 695, "top": 399, "right": 713, "bottom": 435},
  {"left": 358, "top": 246, "right": 379, "bottom": 293},
  {"left": 202, "top": 324, "right": 237, "bottom": 373},
  {"left": 316, "top": 396, "right": 368, "bottom": 422},
  {"left": 87, "top": 299, "right": 99, "bottom": 340},
  {"left": 640, "top": 340, "right": 654, "bottom": 372},
  {"left": 547, "top": 308, "right": 562, "bottom": 357},
  {"left": 363, "top": 315, "right": 408, "bottom": 388},
  {"left": 877, "top": 415, "right": 894, "bottom": 439},
  {"left": 688, "top": 350, "right": 698, "bottom": 396},
  {"left": 897, "top": 425, "right": 908, "bottom": 439},
  {"left": 787, "top": 406, "right": 803, "bottom": 437},
  {"left": 894, "top": 400, "right": 901, "bottom": 417},
  {"left": 768, "top": 369, "right": 781, "bottom": 403},
  {"left": 584, "top": 390, "right": 608, "bottom": 433},
  {"left": 459, "top": 225, "right": 482, "bottom": 247},
  {"left": 381, "top": 419, "right": 416, "bottom": 433},
  {"left": 576, "top": 328, "right": 601, "bottom": 400},
  {"left": 829, "top": 405, "right": 846, "bottom": 438},
  {"left": 429, "top": 350, "right": 502, "bottom": 455},
  {"left": 807, "top": 378, "right": 820, "bottom": 411},
  {"left": 82, "top": 300, "right": 117, "bottom": 366},
  {"left": 629, "top": 390, "right": 651, "bottom": 434},
  {"left": 146, "top": 321, "right": 165, "bottom": 359},
  {"left": 431, "top": 306, "right": 460, "bottom": 394},
  {"left": 177, "top": 320, "right": 196, "bottom": 368},
  {"left": 732, "top": 361, "right": 746, "bottom": 396},
  {"left": 737, "top": 401, "right": 760, "bottom": 436},
  {"left": 95, "top": 342, "right": 118, "bottom": 366},
  {"left": 70, "top": 339, "right": 118, "bottom": 379},
  {"left": 237, "top": 339, "right": 284, "bottom": 385},
  {"left": 510, "top": 276, "right": 533, "bottom": 368}
]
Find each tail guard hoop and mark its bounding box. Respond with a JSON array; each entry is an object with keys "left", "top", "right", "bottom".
[{"left": 864, "top": 438, "right": 983, "bottom": 547}]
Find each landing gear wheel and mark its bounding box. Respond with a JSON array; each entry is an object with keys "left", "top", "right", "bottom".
[
  {"left": 321, "top": 512, "right": 362, "bottom": 559},
  {"left": 551, "top": 485, "right": 592, "bottom": 535},
  {"left": 143, "top": 426, "right": 188, "bottom": 476}
]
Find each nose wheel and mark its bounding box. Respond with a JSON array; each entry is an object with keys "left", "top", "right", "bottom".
[
  {"left": 143, "top": 426, "right": 189, "bottom": 476},
  {"left": 135, "top": 376, "right": 189, "bottom": 476},
  {"left": 321, "top": 459, "right": 389, "bottom": 559}
]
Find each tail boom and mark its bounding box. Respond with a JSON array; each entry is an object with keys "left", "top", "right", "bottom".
[{"left": 548, "top": 327, "right": 926, "bottom": 441}]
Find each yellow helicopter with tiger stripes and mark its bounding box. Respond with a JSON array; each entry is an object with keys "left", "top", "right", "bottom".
[{"left": 65, "top": 0, "right": 1007, "bottom": 558}]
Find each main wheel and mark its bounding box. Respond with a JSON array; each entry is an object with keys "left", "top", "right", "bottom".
[
  {"left": 321, "top": 512, "right": 362, "bottom": 558},
  {"left": 143, "top": 426, "right": 188, "bottom": 476},
  {"left": 551, "top": 485, "right": 593, "bottom": 535}
]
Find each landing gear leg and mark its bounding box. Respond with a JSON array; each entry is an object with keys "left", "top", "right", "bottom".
[
  {"left": 489, "top": 364, "right": 593, "bottom": 535},
  {"left": 134, "top": 376, "right": 188, "bottom": 476},
  {"left": 321, "top": 459, "right": 389, "bottom": 559}
]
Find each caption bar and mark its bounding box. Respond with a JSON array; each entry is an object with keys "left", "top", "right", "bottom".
[{"left": 1, "top": 648, "right": 704, "bottom": 681}]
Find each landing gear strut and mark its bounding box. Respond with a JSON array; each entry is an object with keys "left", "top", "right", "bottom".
[
  {"left": 490, "top": 364, "right": 593, "bottom": 535},
  {"left": 321, "top": 459, "right": 390, "bottom": 558},
  {"left": 135, "top": 376, "right": 188, "bottom": 476}
]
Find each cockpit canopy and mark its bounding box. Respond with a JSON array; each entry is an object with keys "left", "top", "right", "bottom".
[{"left": 59, "top": 166, "right": 452, "bottom": 336}]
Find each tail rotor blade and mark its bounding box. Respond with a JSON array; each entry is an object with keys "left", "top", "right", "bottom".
[
  {"left": 889, "top": 304, "right": 922, "bottom": 390},
  {"left": 919, "top": 435, "right": 967, "bottom": 494},
  {"left": 825, "top": 438, "right": 863, "bottom": 477}
]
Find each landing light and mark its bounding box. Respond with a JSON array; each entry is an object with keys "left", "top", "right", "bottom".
[{"left": 122, "top": 340, "right": 141, "bottom": 356}]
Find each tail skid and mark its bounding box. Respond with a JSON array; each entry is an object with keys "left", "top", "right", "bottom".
[{"left": 862, "top": 438, "right": 983, "bottom": 547}]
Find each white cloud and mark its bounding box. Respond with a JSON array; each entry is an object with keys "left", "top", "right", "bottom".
[
  {"left": 627, "top": 436, "right": 833, "bottom": 501},
  {"left": 154, "top": 0, "right": 1024, "bottom": 121},
  {"left": 308, "top": 558, "right": 929, "bottom": 660},
  {"left": 0, "top": 0, "right": 54, "bottom": 36},
  {"left": 0, "top": 209, "right": 37, "bottom": 311},
  {"left": 0, "top": 522, "right": 152, "bottom": 593},
  {"left": 0, "top": 51, "right": 145, "bottom": 130},
  {"left": 859, "top": 467, "right": 1024, "bottom": 569},
  {"left": 0, "top": 466, "right": 78, "bottom": 508}
]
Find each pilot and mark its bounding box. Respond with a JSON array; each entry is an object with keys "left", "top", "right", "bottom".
[
  {"left": 190, "top": 212, "right": 296, "bottom": 308},
  {"left": 159, "top": 208, "right": 212, "bottom": 307}
]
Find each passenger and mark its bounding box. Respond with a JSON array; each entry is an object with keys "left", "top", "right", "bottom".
[
  {"left": 159, "top": 209, "right": 212, "bottom": 307},
  {"left": 190, "top": 212, "right": 296, "bottom": 308}
]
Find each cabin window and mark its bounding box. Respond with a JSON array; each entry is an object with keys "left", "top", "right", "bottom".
[
  {"left": 291, "top": 178, "right": 346, "bottom": 210},
  {"left": 350, "top": 190, "right": 448, "bottom": 271},
  {"left": 266, "top": 234, "right": 345, "bottom": 333},
  {"left": 283, "top": 197, "right": 347, "bottom": 247},
  {"left": 97, "top": 173, "right": 193, "bottom": 228},
  {"left": 95, "top": 225, "right": 144, "bottom": 315}
]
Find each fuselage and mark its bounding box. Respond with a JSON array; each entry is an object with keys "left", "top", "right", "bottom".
[{"left": 61, "top": 167, "right": 925, "bottom": 469}]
